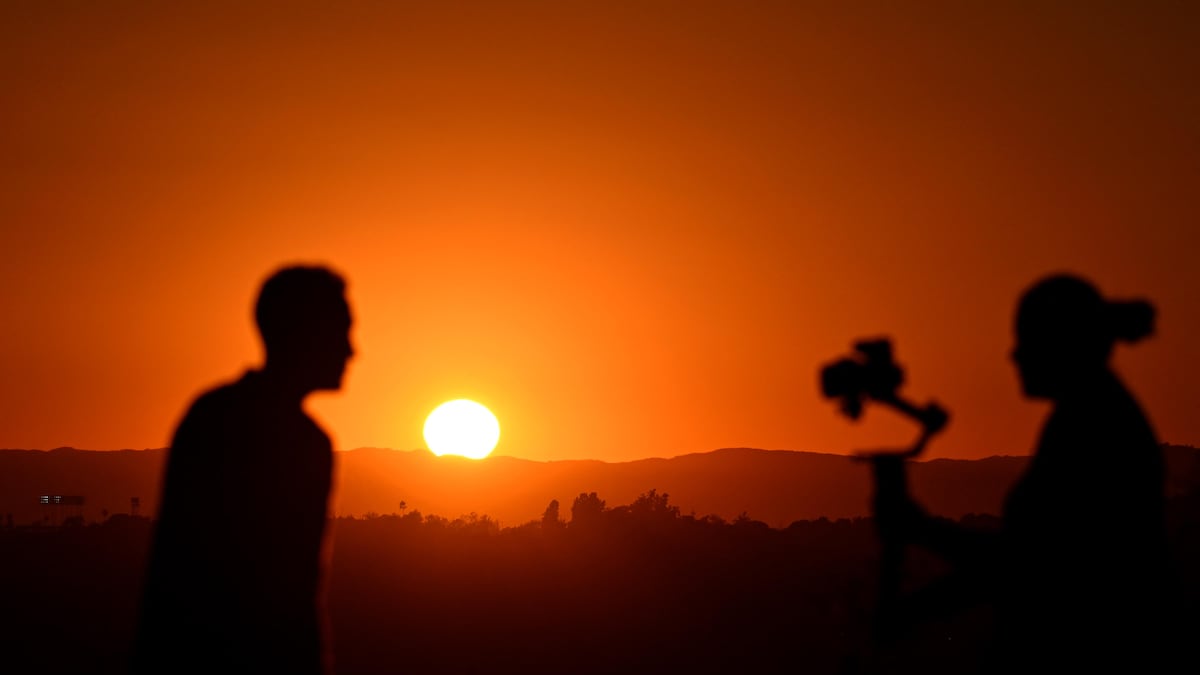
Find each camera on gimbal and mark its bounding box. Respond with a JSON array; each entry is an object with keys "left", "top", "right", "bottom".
[{"left": 819, "top": 338, "right": 904, "bottom": 420}]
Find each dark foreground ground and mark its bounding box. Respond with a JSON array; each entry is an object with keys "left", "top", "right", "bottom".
[{"left": 2, "top": 490, "right": 1198, "bottom": 675}]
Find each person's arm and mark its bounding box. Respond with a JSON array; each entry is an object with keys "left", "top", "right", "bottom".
[
  {"left": 870, "top": 454, "right": 999, "bottom": 567},
  {"left": 906, "top": 505, "right": 1000, "bottom": 568},
  {"left": 868, "top": 500, "right": 1001, "bottom": 641}
]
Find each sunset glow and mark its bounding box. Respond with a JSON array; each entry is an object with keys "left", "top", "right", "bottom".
[
  {"left": 0, "top": 2, "right": 1197, "bottom": 462},
  {"left": 423, "top": 400, "right": 501, "bottom": 460}
]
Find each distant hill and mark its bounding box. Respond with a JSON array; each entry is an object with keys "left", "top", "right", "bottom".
[
  {"left": 333, "top": 447, "right": 1034, "bottom": 528},
  {"left": 2, "top": 445, "right": 1197, "bottom": 528},
  {"left": 0, "top": 447, "right": 164, "bottom": 527}
]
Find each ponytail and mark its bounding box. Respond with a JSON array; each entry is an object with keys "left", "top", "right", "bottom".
[{"left": 1106, "top": 299, "right": 1155, "bottom": 344}]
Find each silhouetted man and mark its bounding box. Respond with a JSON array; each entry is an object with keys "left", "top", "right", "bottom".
[{"left": 134, "top": 265, "right": 353, "bottom": 675}]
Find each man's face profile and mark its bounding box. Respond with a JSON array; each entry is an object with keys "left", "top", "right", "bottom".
[
  {"left": 255, "top": 265, "right": 354, "bottom": 393},
  {"left": 311, "top": 301, "right": 354, "bottom": 392}
]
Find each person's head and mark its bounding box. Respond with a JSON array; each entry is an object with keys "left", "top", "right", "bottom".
[
  {"left": 1011, "top": 274, "right": 1154, "bottom": 399},
  {"left": 255, "top": 265, "right": 354, "bottom": 392}
]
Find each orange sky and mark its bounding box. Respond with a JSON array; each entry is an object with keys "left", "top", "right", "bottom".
[{"left": 2, "top": 1, "right": 1197, "bottom": 462}]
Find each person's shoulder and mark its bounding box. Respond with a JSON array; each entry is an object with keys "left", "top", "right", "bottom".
[
  {"left": 1060, "top": 375, "right": 1159, "bottom": 453},
  {"left": 174, "top": 371, "right": 260, "bottom": 427},
  {"left": 300, "top": 410, "right": 334, "bottom": 448},
  {"left": 192, "top": 371, "right": 255, "bottom": 406},
  {"left": 164, "top": 373, "right": 252, "bottom": 454},
  {"left": 1102, "top": 375, "right": 1158, "bottom": 439}
]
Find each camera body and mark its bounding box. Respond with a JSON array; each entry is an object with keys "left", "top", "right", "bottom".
[{"left": 820, "top": 338, "right": 904, "bottom": 420}]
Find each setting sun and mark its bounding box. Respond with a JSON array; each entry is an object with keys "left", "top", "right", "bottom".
[{"left": 423, "top": 399, "right": 501, "bottom": 459}]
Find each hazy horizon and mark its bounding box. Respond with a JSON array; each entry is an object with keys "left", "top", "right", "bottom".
[{"left": 6, "top": 441, "right": 1051, "bottom": 462}]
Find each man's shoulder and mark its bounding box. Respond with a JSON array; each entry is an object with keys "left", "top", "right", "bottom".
[
  {"left": 175, "top": 371, "right": 332, "bottom": 447},
  {"left": 184, "top": 372, "right": 257, "bottom": 414},
  {"left": 170, "top": 373, "right": 272, "bottom": 442}
]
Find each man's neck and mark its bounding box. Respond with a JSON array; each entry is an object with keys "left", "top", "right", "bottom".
[{"left": 254, "top": 364, "right": 312, "bottom": 407}]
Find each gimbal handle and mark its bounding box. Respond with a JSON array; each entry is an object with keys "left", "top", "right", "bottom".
[{"left": 851, "top": 394, "right": 949, "bottom": 461}]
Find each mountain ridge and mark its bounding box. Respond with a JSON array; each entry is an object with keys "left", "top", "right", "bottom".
[{"left": 2, "top": 444, "right": 1196, "bottom": 529}]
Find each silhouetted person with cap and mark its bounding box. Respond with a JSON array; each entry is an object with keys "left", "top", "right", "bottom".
[
  {"left": 133, "top": 265, "right": 353, "bottom": 675},
  {"left": 875, "top": 274, "right": 1172, "bottom": 673}
]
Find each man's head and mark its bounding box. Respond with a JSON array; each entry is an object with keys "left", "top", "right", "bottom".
[{"left": 255, "top": 265, "right": 354, "bottom": 392}]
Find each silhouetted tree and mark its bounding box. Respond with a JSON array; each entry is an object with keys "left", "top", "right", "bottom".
[
  {"left": 451, "top": 512, "right": 500, "bottom": 535},
  {"left": 733, "top": 511, "right": 770, "bottom": 531},
  {"left": 5, "top": 484, "right": 1199, "bottom": 675},
  {"left": 570, "top": 492, "right": 606, "bottom": 527},
  {"left": 542, "top": 499, "right": 562, "bottom": 529},
  {"left": 629, "top": 489, "right": 678, "bottom": 519}
]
